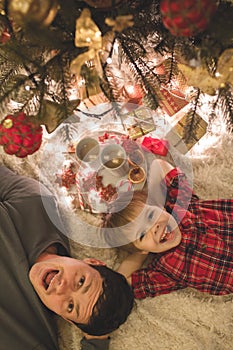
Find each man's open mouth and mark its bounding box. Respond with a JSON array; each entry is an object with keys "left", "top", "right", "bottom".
[{"left": 43, "top": 270, "right": 59, "bottom": 290}]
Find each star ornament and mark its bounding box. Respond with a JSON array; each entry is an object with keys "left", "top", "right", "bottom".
[{"left": 38, "top": 99, "right": 80, "bottom": 133}]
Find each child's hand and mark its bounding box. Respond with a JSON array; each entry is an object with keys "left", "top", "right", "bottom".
[{"left": 117, "top": 251, "right": 150, "bottom": 284}]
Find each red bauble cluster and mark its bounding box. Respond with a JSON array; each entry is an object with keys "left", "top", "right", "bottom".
[
  {"left": 0, "top": 112, "right": 43, "bottom": 157},
  {"left": 160, "top": 0, "right": 217, "bottom": 37}
]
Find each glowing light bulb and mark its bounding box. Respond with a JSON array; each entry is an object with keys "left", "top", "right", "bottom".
[{"left": 106, "top": 57, "right": 112, "bottom": 64}]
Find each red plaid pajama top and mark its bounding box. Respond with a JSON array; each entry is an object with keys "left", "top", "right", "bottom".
[{"left": 132, "top": 168, "right": 233, "bottom": 299}]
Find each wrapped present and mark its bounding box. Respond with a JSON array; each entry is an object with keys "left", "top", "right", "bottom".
[
  {"left": 166, "top": 111, "right": 208, "bottom": 154},
  {"left": 141, "top": 137, "right": 169, "bottom": 156},
  {"left": 158, "top": 87, "right": 189, "bottom": 116},
  {"left": 121, "top": 106, "right": 156, "bottom": 139}
]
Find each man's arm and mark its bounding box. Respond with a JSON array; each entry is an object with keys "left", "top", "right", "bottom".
[
  {"left": 0, "top": 164, "right": 50, "bottom": 201},
  {"left": 81, "top": 335, "right": 110, "bottom": 350},
  {"left": 117, "top": 251, "right": 149, "bottom": 285}
]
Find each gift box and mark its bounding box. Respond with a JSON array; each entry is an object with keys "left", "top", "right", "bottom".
[
  {"left": 166, "top": 111, "right": 208, "bottom": 153},
  {"left": 141, "top": 137, "right": 169, "bottom": 156},
  {"left": 121, "top": 106, "right": 156, "bottom": 139},
  {"left": 157, "top": 87, "right": 189, "bottom": 116}
]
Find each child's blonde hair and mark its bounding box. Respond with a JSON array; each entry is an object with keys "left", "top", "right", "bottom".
[
  {"left": 100, "top": 190, "right": 149, "bottom": 248},
  {"left": 101, "top": 190, "right": 148, "bottom": 228}
]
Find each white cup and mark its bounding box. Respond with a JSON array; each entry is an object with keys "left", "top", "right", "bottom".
[
  {"left": 75, "top": 137, "right": 100, "bottom": 167},
  {"left": 100, "top": 144, "right": 129, "bottom": 177}
]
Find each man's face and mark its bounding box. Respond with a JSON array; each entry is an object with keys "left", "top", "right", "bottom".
[
  {"left": 130, "top": 205, "right": 182, "bottom": 253},
  {"left": 29, "top": 256, "right": 103, "bottom": 325}
]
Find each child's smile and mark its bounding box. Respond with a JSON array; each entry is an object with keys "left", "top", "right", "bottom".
[
  {"left": 160, "top": 227, "right": 176, "bottom": 243},
  {"left": 133, "top": 205, "right": 182, "bottom": 253}
]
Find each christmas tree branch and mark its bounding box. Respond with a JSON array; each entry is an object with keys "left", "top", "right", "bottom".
[
  {"left": 219, "top": 84, "right": 233, "bottom": 132},
  {"left": 183, "top": 89, "right": 201, "bottom": 144}
]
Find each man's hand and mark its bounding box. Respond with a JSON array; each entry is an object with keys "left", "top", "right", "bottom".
[
  {"left": 83, "top": 333, "right": 110, "bottom": 340},
  {"left": 81, "top": 333, "right": 111, "bottom": 350}
]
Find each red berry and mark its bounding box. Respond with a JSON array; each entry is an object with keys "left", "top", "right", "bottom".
[{"left": 4, "top": 143, "right": 21, "bottom": 155}]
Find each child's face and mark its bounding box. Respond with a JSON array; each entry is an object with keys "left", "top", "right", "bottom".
[{"left": 131, "top": 205, "right": 182, "bottom": 253}]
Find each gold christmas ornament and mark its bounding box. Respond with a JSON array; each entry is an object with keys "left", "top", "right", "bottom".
[
  {"left": 70, "top": 8, "right": 102, "bottom": 77},
  {"left": 0, "top": 0, "right": 5, "bottom": 15},
  {"left": 105, "top": 14, "right": 134, "bottom": 32},
  {"left": 178, "top": 64, "right": 220, "bottom": 95},
  {"left": 178, "top": 49, "right": 233, "bottom": 95},
  {"left": 8, "top": 0, "right": 59, "bottom": 26},
  {"left": 216, "top": 49, "right": 233, "bottom": 86},
  {"left": 3, "top": 118, "right": 13, "bottom": 129}
]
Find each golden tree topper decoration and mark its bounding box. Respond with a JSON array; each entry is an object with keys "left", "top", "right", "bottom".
[
  {"left": 70, "top": 8, "right": 102, "bottom": 77},
  {"left": 8, "top": 0, "right": 59, "bottom": 26}
]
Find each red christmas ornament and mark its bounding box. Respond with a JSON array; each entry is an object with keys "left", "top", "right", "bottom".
[
  {"left": 160, "top": 0, "right": 217, "bottom": 37},
  {"left": 0, "top": 112, "right": 43, "bottom": 157}
]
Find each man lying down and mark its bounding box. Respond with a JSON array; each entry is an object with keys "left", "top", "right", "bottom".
[{"left": 0, "top": 164, "right": 134, "bottom": 350}]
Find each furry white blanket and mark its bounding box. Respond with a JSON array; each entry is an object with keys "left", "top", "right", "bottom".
[{"left": 1, "top": 114, "right": 233, "bottom": 350}]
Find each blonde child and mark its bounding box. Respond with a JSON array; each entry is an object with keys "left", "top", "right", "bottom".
[{"left": 101, "top": 159, "right": 233, "bottom": 299}]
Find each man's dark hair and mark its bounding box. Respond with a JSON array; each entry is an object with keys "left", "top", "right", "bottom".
[{"left": 74, "top": 265, "right": 134, "bottom": 336}]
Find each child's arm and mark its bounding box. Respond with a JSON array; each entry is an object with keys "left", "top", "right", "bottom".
[
  {"left": 117, "top": 251, "right": 149, "bottom": 284},
  {"left": 148, "top": 159, "right": 174, "bottom": 207}
]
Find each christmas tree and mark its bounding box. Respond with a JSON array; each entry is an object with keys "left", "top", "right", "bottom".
[{"left": 0, "top": 0, "right": 232, "bottom": 157}]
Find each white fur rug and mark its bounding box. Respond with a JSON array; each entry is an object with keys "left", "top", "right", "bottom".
[{"left": 1, "top": 112, "right": 233, "bottom": 350}]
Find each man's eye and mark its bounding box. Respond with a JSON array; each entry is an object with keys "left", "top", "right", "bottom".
[
  {"left": 67, "top": 301, "right": 74, "bottom": 313},
  {"left": 139, "top": 232, "right": 146, "bottom": 241},
  {"left": 79, "top": 276, "right": 85, "bottom": 286}
]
